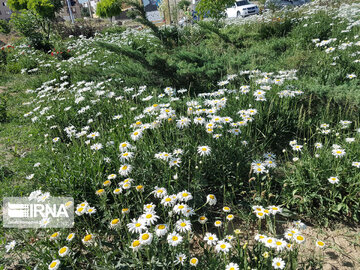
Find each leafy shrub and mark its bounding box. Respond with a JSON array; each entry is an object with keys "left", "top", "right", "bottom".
[
  {"left": 0, "top": 19, "right": 11, "bottom": 34},
  {"left": 10, "top": 12, "right": 51, "bottom": 51}
]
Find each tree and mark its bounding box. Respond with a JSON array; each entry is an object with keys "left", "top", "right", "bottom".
[
  {"left": 96, "top": 0, "right": 123, "bottom": 20},
  {"left": 8, "top": 0, "right": 63, "bottom": 50},
  {"left": 8, "top": 0, "right": 63, "bottom": 20},
  {"left": 195, "top": 0, "right": 234, "bottom": 20}
]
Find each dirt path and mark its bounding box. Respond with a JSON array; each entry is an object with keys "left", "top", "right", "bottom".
[{"left": 300, "top": 224, "right": 360, "bottom": 269}]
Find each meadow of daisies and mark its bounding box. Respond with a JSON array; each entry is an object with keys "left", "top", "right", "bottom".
[{"left": 1, "top": 0, "right": 360, "bottom": 269}]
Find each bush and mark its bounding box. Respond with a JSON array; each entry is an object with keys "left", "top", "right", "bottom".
[
  {"left": 10, "top": 12, "right": 52, "bottom": 51},
  {"left": 0, "top": 19, "right": 11, "bottom": 34}
]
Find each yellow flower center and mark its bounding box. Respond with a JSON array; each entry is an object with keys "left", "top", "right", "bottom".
[
  {"left": 133, "top": 240, "right": 140, "bottom": 247},
  {"left": 318, "top": 241, "right": 324, "bottom": 246},
  {"left": 67, "top": 234, "right": 73, "bottom": 240},
  {"left": 297, "top": 235, "right": 304, "bottom": 241},
  {"left": 220, "top": 244, "right": 226, "bottom": 249},
  {"left": 172, "top": 236, "right": 178, "bottom": 241},
  {"left": 142, "top": 234, "right": 150, "bottom": 240},
  {"left": 179, "top": 205, "right": 184, "bottom": 209},
  {"left": 158, "top": 225, "right": 165, "bottom": 230},
  {"left": 50, "top": 262, "right": 58, "bottom": 268},
  {"left": 182, "top": 193, "right": 188, "bottom": 197},
  {"left": 190, "top": 258, "right": 197, "bottom": 264},
  {"left": 180, "top": 222, "right": 186, "bottom": 227},
  {"left": 165, "top": 198, "right": 171, "bottom": 202},
  {"left": 111, "top": 219, "right": 119, "bottom": 225},
  {"left": 209, "top": 195, "right": 214, "bottom": 199},
  {"left": 135, "top": 223, "right": 141, "bottom": 227},
  {"left": 84, "top": 235, "right": 92, "bottom": 242},
  {"left": 122, "top": 166, "right": 127, "bottom": 170},
  {"left": 59, "top": 247, "right": 67, "bottom": 254},
  {"left": 209, "top": 237, "right": 213, "bottom": 240},
  {"left": 51, "top": 232, "right": 58, "bottom": 238},
  {"left": 276, "top": 262, "right": 281, "bottom": 266},
  {"left": 146, "top": 214, "right": 152, "bottom": 219}
]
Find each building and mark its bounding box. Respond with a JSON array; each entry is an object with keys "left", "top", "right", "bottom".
[{"left": 0, "top": 1, "right": 13, "bottom": 20}]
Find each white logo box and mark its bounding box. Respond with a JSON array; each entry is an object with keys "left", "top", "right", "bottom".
[{"left": 3, "top": 197, "right": 74, "bottom": 228}]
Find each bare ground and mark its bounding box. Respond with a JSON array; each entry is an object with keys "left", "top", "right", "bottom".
[{"left": 297, "top": 224, "right": 360, "bottom": 270}]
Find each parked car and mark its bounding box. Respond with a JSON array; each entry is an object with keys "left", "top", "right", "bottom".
[{"left": 225, "top": 1, "right": 259, "bottom": 18}]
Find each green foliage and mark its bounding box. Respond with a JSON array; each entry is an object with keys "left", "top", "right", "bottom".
[
  {"left": 178, "top": 0, "right": 191, "bottom": 11},
  {"left": 0, "top": 20, "right": 11, "bottom": 34},
  {"left": 96, "top": 0, "right": 123, "bottom": 18},
  {"left": 10, "top": 11, "right": 51, "bottom": 50},
  {"left": 195, "top": 0, "right": 234, "bottom": 19},
  {"left": 8, "top": 0, "right": 62, "bottom": 50},
  {"left": 81, "top": 6, "right": 90, "bottom": 17},
  {"left": 0, "top": 165, "right": 13, "bottom": 181},
  {"left": 7, "top": 0, "right": 63, "bottom": 19},
  {"left": 0, "top": 95, "right": 7, "bottom": 123},
  {"left": 196, "top": 20, "right": 243, "bottom": 48},
  {"left": 257, "top": 17, "right": 295, "bottom": 40},
  {"left": 101, "top": 25, "right": 126, "bottom": 35}
]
